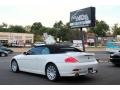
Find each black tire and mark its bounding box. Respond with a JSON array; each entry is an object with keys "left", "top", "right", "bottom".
[
  {"left": 45, "top": 63, "right": 60, "bottom": 81},
  {"left": 0, "top": 53, "right": 7, "bottom": 57},
  {"left": 11, "top": 60, "right": 19, "bottom": 73}
]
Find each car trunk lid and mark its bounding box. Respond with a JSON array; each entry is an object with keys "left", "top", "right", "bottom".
[{"left": 66, "top": 52, "right": 96, "bottom": 63}]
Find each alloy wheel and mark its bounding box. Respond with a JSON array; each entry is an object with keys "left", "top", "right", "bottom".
[
  {"left": 46, "top": 64, "right": 58, "bottom": 81},
  {"left": 11, "top": 61, "right": 19, "bottom": 72}
]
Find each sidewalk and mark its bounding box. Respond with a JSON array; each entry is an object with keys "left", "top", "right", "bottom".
[
  {"left": 86, "top": 47, "right": 106, "bottom": 51},
  {"left": 9, "top": 47, "right": 30, "bottom": 52}
]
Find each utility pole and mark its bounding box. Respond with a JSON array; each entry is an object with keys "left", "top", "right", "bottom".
[{"left": 80, "top": 27, "right": 85, "bottom": 52}]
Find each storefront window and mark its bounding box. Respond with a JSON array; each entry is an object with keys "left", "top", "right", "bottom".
[{"left": 25, "top": 39, "right": 32, "bottom": 44}]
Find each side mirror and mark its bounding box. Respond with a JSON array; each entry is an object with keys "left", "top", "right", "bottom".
[{"left": 23, "top": 52, "right": 27, "bottom": 55}]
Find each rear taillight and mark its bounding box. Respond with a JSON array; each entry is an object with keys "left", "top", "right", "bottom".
[{"left": 65, "top": 57, "right": 79, "bottom": 63}]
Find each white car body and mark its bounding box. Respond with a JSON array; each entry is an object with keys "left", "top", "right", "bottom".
[{"left": 11, "top": 51, "right": 98, "bottom": 77}]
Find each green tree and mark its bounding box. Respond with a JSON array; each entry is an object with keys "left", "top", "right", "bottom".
[
  {"left": 112, "top": 24, "right": 120, "bottom": 36},
  {"left": 31, "top": 22, "right": 43, "bottom": 34},
  {"left": 0, "top": 23, "right": 8, "bottom": 32},
  {"left": 0, "top": 27, "right": 7, "bottom": 32},
  {"left": 9, "top": 25, "right": 26, "bottom": 33},
  {"left": 47, "top": 28, "right": 57, "bottom": 40},
  {"left": 34, "top": 35, "right": 43, "bottom": 42},
  {"left": 24, "top": 25, "right": 31, "bottom": 33},
  {"left": 31, "top": 22, "right": 45, "bottom": 42},
  {"left": 61, "top": 23, "right": 70, "bottom": 41},
  {"left": 53, "top": 21, "right": 65, "bottom": 41},
  {"left": 88, "top": 20, "right": 109, "bottom": 37},
  {"left": 53, "top": 20, "right": 64, "bottom": 29},
  {"left": 0, "top": 23, "right": 8, "bottom": 28}
]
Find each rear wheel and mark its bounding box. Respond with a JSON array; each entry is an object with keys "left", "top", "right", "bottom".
[
  {"left": 11, "top": 60, "right": 19, "bottom": 73},
  {"left": 46, "top": 64, "right": 60, "bottom": 81}
]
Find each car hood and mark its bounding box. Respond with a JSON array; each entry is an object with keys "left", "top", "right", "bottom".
[
  {"left": 0, "top": 49, "right": 8, "bottom": 54},
  {"left": 112, "top": 52, "right": 120, "bottom": 56},
  {"left": 12, "top": 54, "right": 24, "bottom": 60}
]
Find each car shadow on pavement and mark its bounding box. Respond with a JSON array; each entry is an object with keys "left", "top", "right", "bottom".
[
  {"left": 104, "top": 63, "right": 120, "bottom": 68},
  {"left": 108, "top": 65, "right": 120, "bottom": 68},
  {"left": 19, "top": 71, "right": 47, "bottom": 80},
  {"left": 56, "top": 75, "right": 97, "bottom": 85},
  {"left": 19, "top": 71, "right": 97, "bottom": 85}
]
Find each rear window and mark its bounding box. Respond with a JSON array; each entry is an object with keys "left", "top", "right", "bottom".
[{"left": 49, "top": 46, "right": 82, "bottom": 54}]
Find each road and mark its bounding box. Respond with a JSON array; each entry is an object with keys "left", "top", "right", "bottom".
[{"left": 0, "top": 52, "right": 120, "bottom": 85}]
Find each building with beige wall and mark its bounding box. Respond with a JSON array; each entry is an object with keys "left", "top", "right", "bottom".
[{"left": 0, "top": 32, "right": 34, "bottom": 46}]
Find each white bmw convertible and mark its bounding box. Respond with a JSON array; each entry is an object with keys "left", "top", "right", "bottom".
[{"left": 10, "top": 44, "right": 98, "bottom": 81}]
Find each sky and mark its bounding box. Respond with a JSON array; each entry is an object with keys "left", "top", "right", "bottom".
[{"left": 0, "top": 0, "right": 120, "bottom": 27}]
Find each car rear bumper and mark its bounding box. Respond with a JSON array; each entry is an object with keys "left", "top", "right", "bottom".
[{"left": 56, "top": 61, "right": 98, "bottom": 77}]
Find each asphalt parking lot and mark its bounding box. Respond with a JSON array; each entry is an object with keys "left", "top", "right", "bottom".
[{"left": 0, "top": 51, "right": 120, "bottom": 85}]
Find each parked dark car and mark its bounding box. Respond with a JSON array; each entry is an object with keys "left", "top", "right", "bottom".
[
  {"left": 110, "top": 52, "right": 120, "bottom": 66},
  {"left": 0, "top": 49, "right": 8, "bottom": 57},
  {"left": 0, "top": 46, "right": 13, "bottom": 53}
]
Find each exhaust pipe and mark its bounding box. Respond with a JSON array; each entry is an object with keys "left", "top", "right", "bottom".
[
  {"left": 75, "top": 73, "right": 79, "bottom": 77},
  {"left": 89, "top": 70, "right": 98, "bottom": 74}
]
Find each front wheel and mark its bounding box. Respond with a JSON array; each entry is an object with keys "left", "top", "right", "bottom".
[
  {"left": 11, "top": 60, "right": 19, "bottom": 73},
  {"left": 46, "top": 64, "right": 60, "bottom": 81}
]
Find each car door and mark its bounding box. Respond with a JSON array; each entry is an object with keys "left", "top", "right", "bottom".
[
  {"left": 20, "top": 46, "right": 50, "bottom": 74},
  {"left": 34, "top": 46, "right": 50, "bottom": 74},
  {"left": 18, "top": 48, "right": 38, "bottom": 72}
]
